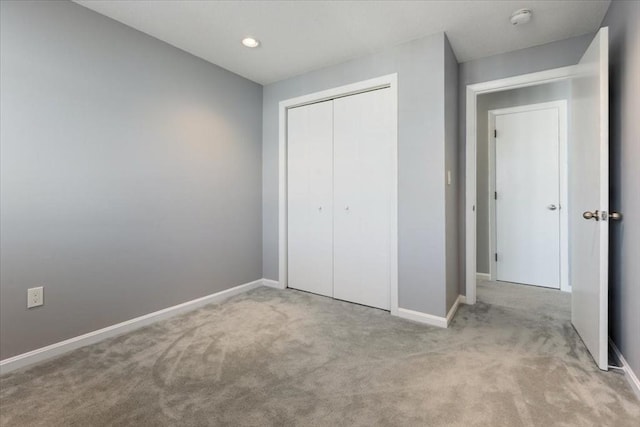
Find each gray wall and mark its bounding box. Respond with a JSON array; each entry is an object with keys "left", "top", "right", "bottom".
[
  {"left": 444, "top": 37, "right": 459, "bottom": 311},
  {"left": 262, "top": 33, "right": 453, "bottom": 317},
  {"left": 0, "top": 0, "right": 263, "bottom": 359},
  {"left": 475, "top": 81, "right": 571, "bottom": 274},
  {"left": 602, "top": 0, "right": 640, "bottom": 381},
  {"left": 457, "top": 34, "right": 594, "bottom": 294}
]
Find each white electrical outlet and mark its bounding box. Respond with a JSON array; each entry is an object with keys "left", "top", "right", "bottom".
[{"left": 27, "top": 286, "right": 44, "bottom": 308}]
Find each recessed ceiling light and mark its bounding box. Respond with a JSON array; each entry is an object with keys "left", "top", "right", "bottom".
[
  {"left": 242, "top": 37, "right": 260, "bottom": 48},
  {"left": 510, "top": 9, "right": 533, "bottom": 26}
]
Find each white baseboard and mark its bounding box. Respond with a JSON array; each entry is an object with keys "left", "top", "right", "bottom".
[
  {"left": 459, "top": 295, "right": 468, "bottom": 304},
  {"left": 397, "top": 307, "right": 447, "bottom": 328},
  {"left": 446, "top": 295, "right": 462, "bottom": 325},
  {"left": 396, "top": 295, "right": 463, "bottom": 329},
  {"left": 261, "top": 278, "right": 284, "bottom": 289},
  {"left": 0, "top": 278, "right": 268, "bottom": 375},
  {"left": 476, "top": 273, "right": 490, "bottom": 281},
  {"left": 609, "top": 338, "right": 640, "bottom": 399}
]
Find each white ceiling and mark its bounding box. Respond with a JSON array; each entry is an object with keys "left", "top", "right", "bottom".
[{"left": 74, "top": 0, "right": 610, "bottom": 85}]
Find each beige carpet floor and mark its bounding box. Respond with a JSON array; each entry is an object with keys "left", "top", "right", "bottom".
[{"left": 1, "top": 280, "right": 638, "bottom": 426}]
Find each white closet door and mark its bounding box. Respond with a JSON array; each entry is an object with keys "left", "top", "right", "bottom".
[
  {"left": 333, "top": 88, "right": 393, "bottom": 310},
  {"left": 287, "top": 101, "right": 334, "bottom": 297}
]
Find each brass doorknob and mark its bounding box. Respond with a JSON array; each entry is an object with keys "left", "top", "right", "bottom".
[{"left": 583, "top": 210, "right": 599, "bottom": 221}]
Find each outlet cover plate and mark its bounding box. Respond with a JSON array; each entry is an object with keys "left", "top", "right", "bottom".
[{"left": 27, "top": 286, "right": 44, "bottom": 308}]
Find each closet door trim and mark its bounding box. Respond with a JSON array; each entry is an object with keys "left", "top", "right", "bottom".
[{"left": 278, "top": 74, "right": 398, "bottom": 315}]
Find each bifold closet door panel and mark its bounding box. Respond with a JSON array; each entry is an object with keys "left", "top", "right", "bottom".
[
  {"left": 287, "top": 101, "right": 334, "bottom": 297},
  {"left": 333, "top": 88, "right": 393, "bottom": 310}
]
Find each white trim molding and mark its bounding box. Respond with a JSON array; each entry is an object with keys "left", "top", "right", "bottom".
[
  {"left": 609, "top": 338, "right": 640, "bottom": 399},
  {"left": 278, "top": 73, "right": 399, "bottom": 315},
  {"left": 397, "top": 308, "right": 448, "bottom": 328},
  {"left": 476, "top": 273, "right": 490, "bottom": 281},
  {"left": 397, "top": 295, "right": 463, "bottom": 328},
  {"left": 0, "top": 279, "right": 272, "bottom": 375},
  {"left": 446, "top": 295, "right": 463, "bottom": 325},
  {"left": 261, "top": 278, "right": 284, "bottom": 289},
  {"left": 465, "top": 65, "right": 577, "bottom": 305}
]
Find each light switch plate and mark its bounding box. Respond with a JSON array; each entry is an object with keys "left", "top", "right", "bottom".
[{"left": 27, "top": 286, "right": 44, "bottom": 308}]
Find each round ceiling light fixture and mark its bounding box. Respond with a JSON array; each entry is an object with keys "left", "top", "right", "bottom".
[
  {"left": 510, "top": 9, "right": 533, "bottom": 26},
  {"left": 241, "top": 37, "right": 260, "bottom": 48}
]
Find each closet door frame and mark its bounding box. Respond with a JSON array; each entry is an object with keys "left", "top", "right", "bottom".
[{"left": 278, "top": 74, "right": 399, "bottom": 315}]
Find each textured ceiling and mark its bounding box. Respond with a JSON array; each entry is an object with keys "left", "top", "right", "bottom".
[{"left": 74, "top": 1, "right": 610, "bottom": 85}]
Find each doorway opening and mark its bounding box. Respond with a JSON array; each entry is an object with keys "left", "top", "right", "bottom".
[
  {"left": 464, "top": 25, "right": 610, "bottom": 372},
  {"left": 481, "top": 95, "right": 569, "bottom": 293},
  {"left": 465, "top": 66, "right": 576, "bottom": 305}
]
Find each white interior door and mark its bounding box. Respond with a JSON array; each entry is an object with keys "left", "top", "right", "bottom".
[
  {"left": 287, "top": 101, "right": 334, "bottom": 297},
  {"left": 570, "top": 27, "right": 609, "bottom": 370},
  {"left": 494, "top": 106, "right": 561, "bottom": 288},
  {"left": 333, "top": 88, "right": 393, "bottom": 310}
]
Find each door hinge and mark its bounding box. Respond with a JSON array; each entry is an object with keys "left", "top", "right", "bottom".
[
  {"left": 494, "top": 191, "right": 497, "bottom": 200},
  {"left": 494, "top": 129, "right": 497, "bottom": 138},
  {"left": 495, "top": 253, "right": 498, "bottom": 262}
]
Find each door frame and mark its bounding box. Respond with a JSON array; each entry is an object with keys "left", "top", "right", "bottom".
[
  {"left": 487, "top": 101, "right": 570, "bottom": 292},
  {"left": 465, "top": 66, "right": 576, "bottom": 304},
  {"left": 277, "top": 74, "right": 399, "bottom": 315}
]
